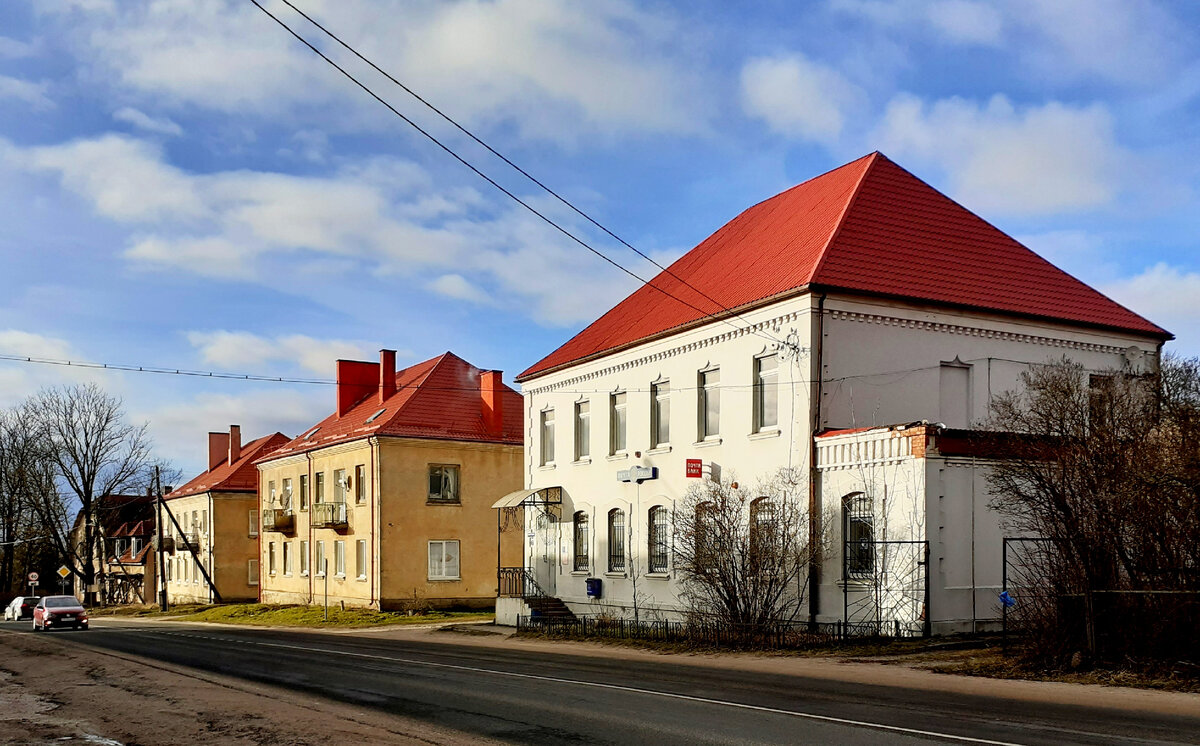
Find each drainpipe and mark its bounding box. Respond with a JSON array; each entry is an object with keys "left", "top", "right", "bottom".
[
  {"left": 307, "top": 451, "right": 314, "bottom": 605},
  {"left": 808, "top": 292, "right": 827, "bottom": 626},
  {"left": 369, "top": 436, "right": 379, "bottom": 609}
]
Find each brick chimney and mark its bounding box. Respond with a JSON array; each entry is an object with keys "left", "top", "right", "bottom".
[
  {"left": 379, "top": 349, "right": 396, "bottom": 404},
  {"left": 481, "top": 370, "right": 504, "bottom": 437},
  {"left": 228, "top": 424, "right": 242, "bottom": 464},
  {"left": 336, "top": 358, "right": 381, "bottom": 417},
  {"left": 207, "top": 431, "right": 229, "bottom": 471}
]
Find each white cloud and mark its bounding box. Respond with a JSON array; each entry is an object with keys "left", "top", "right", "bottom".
[
  {"left": 0, "top": 74, "right": 52, "bottom": 109},
  {"left": 1103, "top": 264, "right": 1200, "bottom": 353},
  {"left": 0, "top": 36, "right": 38, "bottom": 58},
  {"left": 429, "top": 274, "right": 489, "bottom": 304},
  {"left": 740, "top": 54, "right": 861, "bottom": 142},
  {"left": 38, "top": 0, "right": 708, "bottom": 142},
  {"left": 926, "top": 0, "right": 1003, "bottom": 45},
  {"left": 8, "top": 131, "right": 640, "bottom": 325},
  {"left": 0, "top": 329, "right": 111, "bottom": 408},
  {"left": 874, "top": 93, "right": 1123, "bottom": 215},
  {"left": 187, "top": 331, "right": 374, "bottom": 376},
  {"left": 112, "top": 106, "right": 183, "bottom": 136}
]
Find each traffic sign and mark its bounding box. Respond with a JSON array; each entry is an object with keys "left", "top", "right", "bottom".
[
  {"left": 27, "top": 572, "right": 38, "bottom": 582},
  {"left": 57, "top": 565, "right": 71, "bottom": 579}
]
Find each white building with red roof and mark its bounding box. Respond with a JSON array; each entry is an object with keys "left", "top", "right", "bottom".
[{"left": 500, "top": 152, "right": 1169, "bottom": 632}]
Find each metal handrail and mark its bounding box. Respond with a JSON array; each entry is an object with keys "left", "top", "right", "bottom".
[
  {"left": 262, "top": 508, "right": 295, "bottom": 532},
  {"left": 497, "top": 567, "right": 548, "bottom": 599},
  {"left": 311, "top": 502, "right": 348, "bottom": 527}
]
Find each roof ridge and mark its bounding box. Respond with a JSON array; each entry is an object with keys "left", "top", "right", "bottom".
[{"left": 806, "top": 151, "right": 880, "bottom": 285}]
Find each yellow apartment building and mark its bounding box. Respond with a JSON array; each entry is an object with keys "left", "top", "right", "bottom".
[
  {"left": 256, "top": 350, "right": 523, "bottom": 610},
  {"left": 163, "top": 426, "right": 289, "bottom": 604}
]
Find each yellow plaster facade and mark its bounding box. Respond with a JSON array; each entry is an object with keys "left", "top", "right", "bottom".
[
  {"left": 162, "top": 491, "right": 260, "bottom": 604},
  {"left": 256, "top": 436, "right": 522, "bottom": 610}
]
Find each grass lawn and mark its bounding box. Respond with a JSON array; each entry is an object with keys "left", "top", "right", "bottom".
[{"left": 170, "top": 603, "right": 493, "bottom": 628}]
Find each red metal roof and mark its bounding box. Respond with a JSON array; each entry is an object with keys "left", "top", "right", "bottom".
[
  {"left": 260, "top": 351, "right": 523, "bottom": 462},
  {"left": 519, "top": 153, "right": 1168, "bottom": 381},
  {"left": 168, "top": 432, "right": 291, "bottom": 499}
]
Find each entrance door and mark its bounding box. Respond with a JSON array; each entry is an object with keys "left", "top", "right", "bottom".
[{"left": 527, "top": 510, "right": 556, "bottom": 596}]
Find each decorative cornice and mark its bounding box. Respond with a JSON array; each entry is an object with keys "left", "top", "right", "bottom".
[
  {"left": 827, "top": 310, "right": 1129, "bottom": 355},
  {"left": 527, "top": 310, "right": 805, "bottom": 395}
]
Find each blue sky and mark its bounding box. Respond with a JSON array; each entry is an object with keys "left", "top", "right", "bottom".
[{"left": 1, "top": 0, "right": 1198, "bottom": 477}]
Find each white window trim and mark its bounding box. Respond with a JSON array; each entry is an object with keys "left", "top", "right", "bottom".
[{"left": 427, "top": 539, "right": 461, "bottom": 581}]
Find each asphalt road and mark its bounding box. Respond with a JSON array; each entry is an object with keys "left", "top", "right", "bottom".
[{"left": 3, "top": 619, "right": 1197, "bottom": 745}]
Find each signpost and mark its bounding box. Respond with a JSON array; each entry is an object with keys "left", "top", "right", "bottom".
[
  {"left": 27, "top": 571, "right": 38, "bottom": 595},
  {"left": 57, "top": 565, "right": 70, "bottom": 595}
]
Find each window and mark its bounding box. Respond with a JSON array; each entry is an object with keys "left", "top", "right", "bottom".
[
  {"left": 248, "top": 509, "right": 258, "bottom": 537},
  {"left": 572, "top": 511, "right": 589, "bottom": 572},
  {"left": 699, "top": 368, "right": 720, "bottom": 438},
  {"left": 201, "top": 510, "right": 207, "bottom": 533},
  {"left": 268, "top": 480, "right": 277, "bottom": 507},
  {"left": 540, "top": 409, "right": 555, "bottom": 465},
  {"left": 610, "top": 392, "right": 627, "bottom": 454},
  {"left": 648, "top": 506, "right": 669, "bottom": 573},
  {"left": 282, "top": 478, "right": 293, "bottom": 509},
  {"left": 844, "top": 493, "right": 874, "bottom": 579},
  {"left": 754, "top": 355, "right": 779, "bottom": 431},
  {"left": 335, "top": 540, "right": 346, "bottom": 577},
  {"left": 315, "top": 472, "right": 325, "bottom": 503},
  {"left": 695, "top": 502, "right": 715, "bottom": 570},
  {"left": 652, "top": 381, "right": 670, "bottom": 447},
  {"left": 248, "top": 559, "right": 259, "bottom": 586},
  {"left": 750, "top": 497, "right": 777, "bottom": 562},
  {"left": 300, "top": 540, "right": 309, "bottom": 576},
  {"left": 428, "top": 540, "right": 461, "bottom": 580},
  {"left": 574, "top": 401, "right": 591, "bottom": 460},
  {"left": 607, "top": 508, "right": 626, "bottom": 572},
  {"left": 356, "top": 539, "right": 367, "bottom": 580},
  {"left": 428, "top": 465, "right": 460, "bottom": 503},
  {"left": 333, "top": 468, "right": 347, "bottom": 504},
  {"left": 268, "top": 541, "right": 277, "bottom": 575},
  {"left": 299, "top": 474, "right": 309, "bottom": 510},
  {"left": 315, "top": 541, "right": 326, "bottom": 576},
  {"left": 282, "top": 541, "right": 292, "bottom": 575},
  {"left": 355, "top": 464, "right": 367, "bottom": 503}
]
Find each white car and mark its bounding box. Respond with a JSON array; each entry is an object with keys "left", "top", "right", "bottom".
[{"left": 4, "top": 596, "right": 40, "bottom": 621}]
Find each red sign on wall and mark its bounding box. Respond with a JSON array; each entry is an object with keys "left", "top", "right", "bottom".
[{"left": 685, "top": 458, "right": 703, "bottom": 478}]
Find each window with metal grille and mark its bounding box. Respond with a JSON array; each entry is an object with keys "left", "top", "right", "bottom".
[
  {"left": 750, "top": 497, "right": 777, "bottom": 562},
  {"left": 648, "top": 506, "right": 669, "bottom": 573},
  {"left": 844, "top": 493, "right": 874, "bottom": 579},
  {"left": 607, "top": 508, "right": 625, "bottom": 572},
  {"left": 573, "top": 511, "right": 589, "bottom": 572}
]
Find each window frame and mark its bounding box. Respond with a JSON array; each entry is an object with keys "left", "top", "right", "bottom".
[
  {"left": 427, "top": 539, "right": 461, "bottom": 580},
  {"left": 315, "top": 540, "right": 326, "bottom": 577},
  {"left": 248, "top": 509, "right": 258, "bottom": 538},
  {"left": 334, "top": 540, "right": 346, "bottom": 577},
  {"left": 843, "top": 493, "right": 875, "bottom": 580},
  {"left": 355, "top": 464, "right": 367, "bottom": 504},
  {"left": 267, "top": 541, "right": 277, "bottom": 576},
  {"left": 574, "top": 400, "right": 591, "bottom": 461},
  {"left": 356, "top": 539, "right": 367, "bottom": 581},
  {"left": 427, "top": 464, "right": 461, "bottom": 503},
  {"left": 299, "top": 473, "right": 309, "bottom": 510},
  {"left": 651, "top": 380, "right": 670, "bottom": 448},
  {"left": 699, "top": 367, "right": 721, "bottom": 439},
  {"left": 282, "top": 540, "right": 292, "bottom": 576},
  {"left": 300, "top": 540, "right": 309, "bottom": 576},
  {"left": 315, "top": 472, "right": 325, "bottom": 504},
  {"left": 248, "top": 558, "right": 259, "bottom": 586},
  {"left": 572, "top": 511, "right": 590, "bottom": 572},
  {"left": 607, "top": 508, "right": 626, "bottom": 573},
  {"left": 648, "top": 506, "right": 669, "bottom": 574},
  {"left": 540, "top": 408, "right": 556, "bottom": 466},
  {"left": 753, "top": 354, "right": 780, "bottom": 432},
  {"left": 333, "top": 468, "right": 347, "bottom": 504},
  {"left": 609, "top": 391, "right": 628, "bottom": 455}
]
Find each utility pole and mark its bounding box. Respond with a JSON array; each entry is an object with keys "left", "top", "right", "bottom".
[{"left": 155, "top": 467, "right": 168, "bottom": 612}]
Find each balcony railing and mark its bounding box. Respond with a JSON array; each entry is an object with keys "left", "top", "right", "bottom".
[
  {"left": 311, "top": 501, "right": 348, "bottom": 529},
  {"left": 262, "top": 508, "right": 295, "bottom": 533},
  {"left": 180, "top": 532, "right": 200, "bottom": 551}
]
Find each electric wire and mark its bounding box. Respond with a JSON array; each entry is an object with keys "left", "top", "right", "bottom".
[
  {"left": 246, "top": 0, "right": 786, "bottom": 351},
  {"left": 272, "top": 0, "right": 788, "bottom": 349}
]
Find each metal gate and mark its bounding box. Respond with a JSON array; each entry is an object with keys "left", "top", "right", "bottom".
[{"left": 842, "top": 539, "right": 929, "bottom": 637}]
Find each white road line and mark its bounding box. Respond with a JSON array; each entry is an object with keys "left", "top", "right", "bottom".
[{"left": 157, "top": 629, "right": 1022, "bottom": 746}]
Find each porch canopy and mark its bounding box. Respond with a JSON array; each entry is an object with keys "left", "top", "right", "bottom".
[{"left": 491, "top": 486, "right": 562, "bottom": 509}]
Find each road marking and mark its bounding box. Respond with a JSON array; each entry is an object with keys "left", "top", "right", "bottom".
[{"left": 156, "top": 629, "right": 1022, "bottom": 745}]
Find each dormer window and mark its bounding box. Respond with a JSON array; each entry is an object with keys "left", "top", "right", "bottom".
[{"left": 366, "top": 408, "right": 386, "bottom": 424}]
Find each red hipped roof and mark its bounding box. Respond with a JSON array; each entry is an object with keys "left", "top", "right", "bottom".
[
  {"left": 519, "top": 153, "right": 1168, "bottom": 381},
  {"left": 260, "top": 351, "right": 522, "bottom": 462},
  {"left": 168, "top": 432, "right": 291, "bottom": 499}
]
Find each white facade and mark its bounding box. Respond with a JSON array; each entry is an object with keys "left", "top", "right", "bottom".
[{"left": 505, "top": 291, "right": 1161, "bottom": 628}]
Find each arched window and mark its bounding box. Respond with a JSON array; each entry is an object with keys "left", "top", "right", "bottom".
[
  {"left": 749, "top": 497, "right": 777, "bottom": 562},
  {"left": 694, "top": 501, "right": 715, "bottom": 570},
  {"left": 648, "top": 506, "right": 669, "bottom": 573},
  {"left": 607, "top": 508, "right": 626, "bottom": 572},
  {"left": 843, "top": 493, "right": 874, "bottom": 578},
  {"left": 573, "top": 511, "right": 589, "bottom": 572}
]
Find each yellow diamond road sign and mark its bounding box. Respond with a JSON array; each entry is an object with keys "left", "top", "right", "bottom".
[{"left": 57, "top": 565, "right": 71, "bottom": 579}]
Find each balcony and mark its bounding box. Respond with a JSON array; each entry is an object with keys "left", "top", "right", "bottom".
[
  {"left": 310, "top": 502, "right": 348, "bottom": 529},
  {"left": 180, "top": 532, "right": 200, "bottom": 551},
  {"left": 262, "top": 508, "right": 295, "bottom": 534}
]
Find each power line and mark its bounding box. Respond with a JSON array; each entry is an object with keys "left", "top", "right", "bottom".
[
  {"left": 245, "top": 0, "right": 788, "bottom": 351},
  {"left": 273, "top": 0, "right": 787, "bottom": 350}
]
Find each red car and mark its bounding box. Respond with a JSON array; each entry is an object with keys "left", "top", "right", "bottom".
[{"left": 32, "top": 595, "right": 89, "bottom": 631}]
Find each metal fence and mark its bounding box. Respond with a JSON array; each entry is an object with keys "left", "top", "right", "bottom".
[{"left": 518, "top": 614, "right": 916, "bottom": 649}]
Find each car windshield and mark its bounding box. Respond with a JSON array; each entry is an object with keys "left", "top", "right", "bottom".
[
  {"left": 24, "top": 597, "right": 39, "bottom": 604},
  {"left": 45, "top": 597, "right": 79, "bottom": 608}
]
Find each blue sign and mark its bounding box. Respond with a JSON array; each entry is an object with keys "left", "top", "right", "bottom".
[{"left": 998, "top": 591, "right": 1015, "bottom": 608}]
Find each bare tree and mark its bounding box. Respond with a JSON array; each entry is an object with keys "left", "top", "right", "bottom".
[
  {"left": 27, "top": 384, "right": 154, "bottom": 604},
  {"left": 0, "top": 406, "right": 59, "bottom": 597},
  {"left": 985, "top": 355, "right": 1200, "bottom": 664},
  {"left": 672, "top": 468, "right": 826, "bottom": 626}
]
